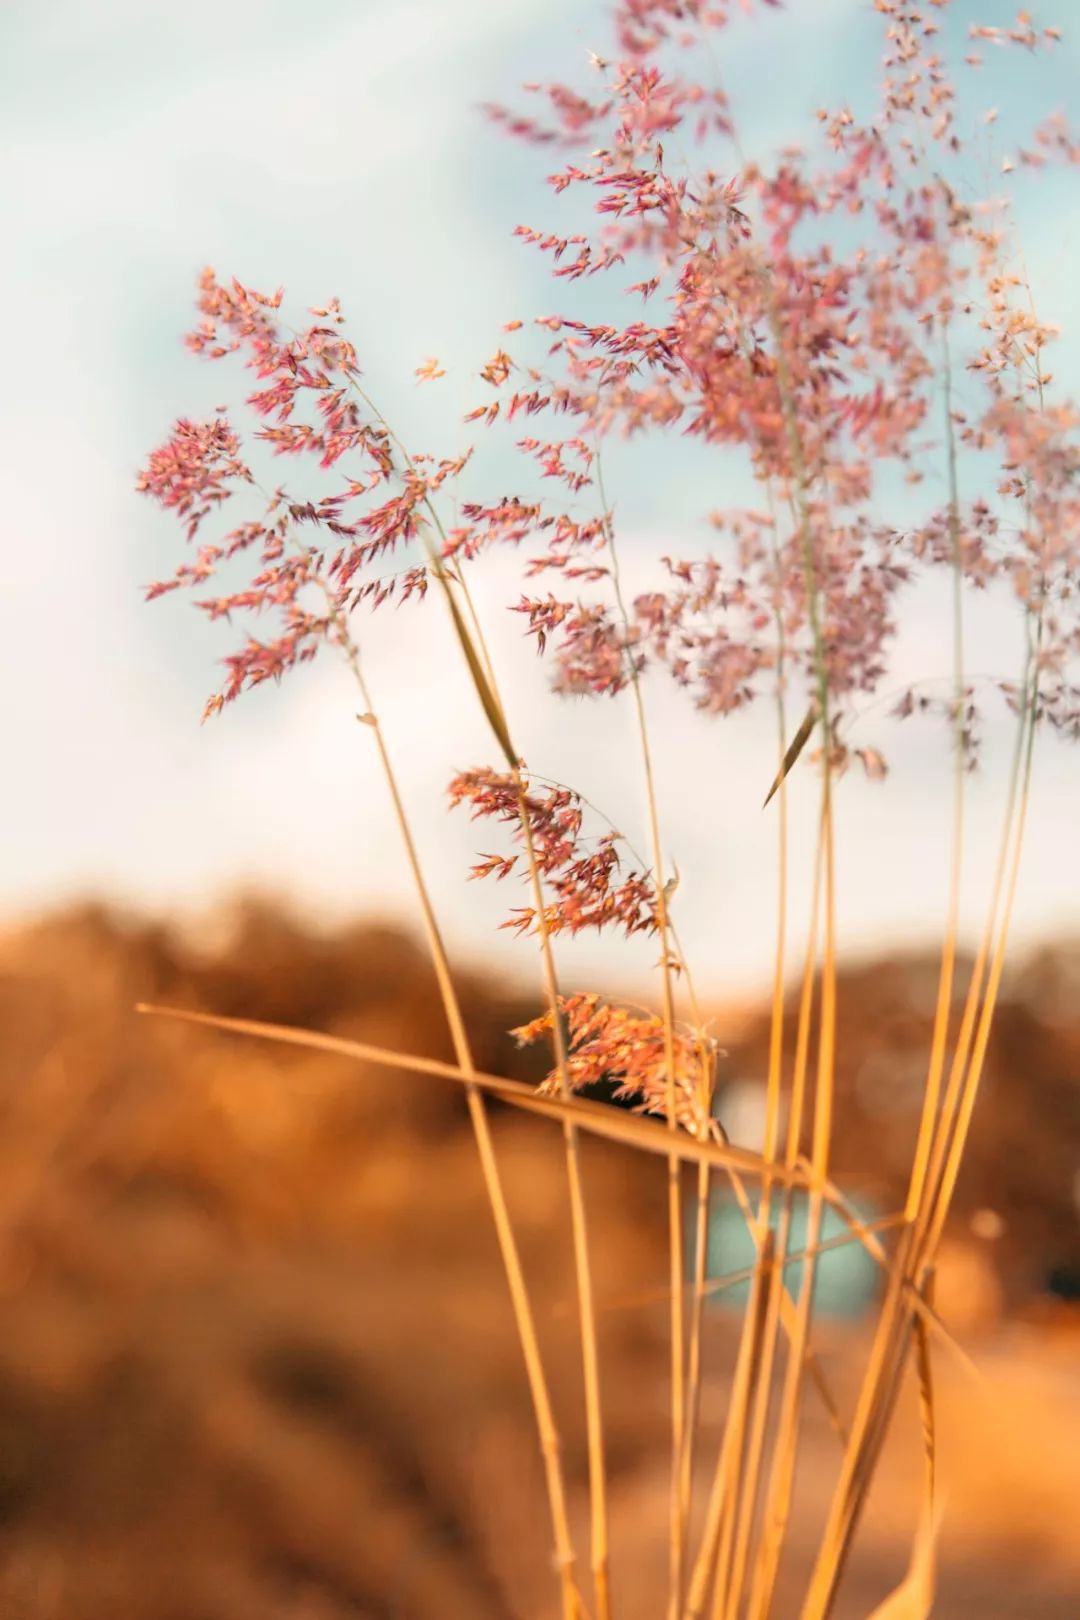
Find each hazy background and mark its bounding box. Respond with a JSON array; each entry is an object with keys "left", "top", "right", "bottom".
[{"left": 4, "top": 0, "right": 1079, "bottom": 1000}]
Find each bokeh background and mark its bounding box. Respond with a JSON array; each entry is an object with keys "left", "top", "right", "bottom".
[{"left": 2, "top": 1, "right": 1079, "bottom": 1615}]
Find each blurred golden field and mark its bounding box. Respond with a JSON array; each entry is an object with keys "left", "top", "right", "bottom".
[{"left": 0, "top": 901, "right": 1076, "bottom": 1617}]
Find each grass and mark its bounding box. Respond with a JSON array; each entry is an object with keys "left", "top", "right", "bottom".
[{"left": 132, "top": 3, "right": 1078, "bottom": 1614}]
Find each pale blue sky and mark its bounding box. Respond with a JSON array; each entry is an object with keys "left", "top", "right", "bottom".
[{"left": 3, "top": 0, "right": 1078, "bottom": 1000}]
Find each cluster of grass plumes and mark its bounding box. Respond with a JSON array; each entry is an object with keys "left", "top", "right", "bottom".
[{"left": 136, "top": 2, "right": 1080, "bottom": 1617}]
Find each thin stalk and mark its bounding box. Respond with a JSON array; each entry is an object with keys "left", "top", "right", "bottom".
[
  {"left": 910, "top": 645, "right": 1031, "bottom": 1265},
  {"left": 689, "top": 803, "right": 824, "bottom": 1620},
  {"left": 916, "top": 272, "right": 1049, "bottom": 1262},
  {"left": 721, "top": 1240, "right": 784, "bottom": 1613},
  {"left": 718, "top": 484, "right": 794, "bottom": 1619},
  {"left": 596, "top": 457, "right": 686, "bottom": 1617},
  {"left": 709, "top": 1236, "right": 776, "bottom": 1620},
  {"left": 799, "top": 1225, "right": 920, "bottom": 1620},
  {"left": 514, "top": 776, "right": 612, "bottom": 1620},
  {"left": 922, "top": 648, "right": 1039, "bottom": 1255},
  {"left": 904, "top": 321, "right": 967, "bottom": 1225},
  {"left": 913, "top": 1278, "right": 937, "bottom": 1514},
  {"left": 682, "top": 1239, "right": 774, "bottom": 1620},
  {"left": 681, "top": 1155, "right": 714, "bottom": 1557},
  {"left": 762, "top": 481, "right": 793, "bottom": 1181}
]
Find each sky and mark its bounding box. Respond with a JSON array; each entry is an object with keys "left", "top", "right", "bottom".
[{"left": 3, "top": 0, "right": 1079, "bottom": 1004}]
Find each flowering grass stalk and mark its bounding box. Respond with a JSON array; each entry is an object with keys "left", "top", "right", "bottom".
[{"left": 137, "top": 2, "right": 1080, "bottom": 1615}]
